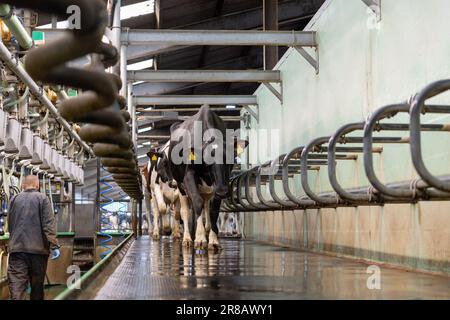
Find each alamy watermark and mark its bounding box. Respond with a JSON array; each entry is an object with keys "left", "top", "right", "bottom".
[
  {"left": 66, "top": 5, "right": 81, "bottom": 30},
  {"left": 366, "top": 265, "right": 381, "bottom": 290},
  {"left": 168, "top": 121, "right": 280, "bottom": 175}
]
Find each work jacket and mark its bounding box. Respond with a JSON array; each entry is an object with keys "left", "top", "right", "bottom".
[{"left": 7, "top": 189, "right": 58, "bottom": 255}]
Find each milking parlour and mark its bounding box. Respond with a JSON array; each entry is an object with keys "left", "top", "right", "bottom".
[{"left": 0, "top": 0, "right": 449, "bottom": 313}]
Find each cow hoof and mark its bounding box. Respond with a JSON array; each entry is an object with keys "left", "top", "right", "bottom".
[
  {"left": 208, "top": 243, "right": 221, "bottom": 252},
  {"left": 182, "top": 239, "right": 193, "bottom": 247},
  {"left": 194, "top": 240, "right": 208, "bottom": 250},
  {"left": 152, "top": 233, "right": 160, "bottom": 241},
  {"left": 172, "top": 233, "right": 182, "bottom": 240}
]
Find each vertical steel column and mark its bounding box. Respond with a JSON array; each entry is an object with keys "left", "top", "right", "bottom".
[
  {"left": 96, "top": 158, "right": 101, "bottom": 232},
  {"left": 263, "top": 0, "right": 279, "bottom": 70},
  {"left": 138, "top": 199, "right": 143, "bottom": 236},
  {"left": 120, "top": 45, "right": 128, "bottom": 97},
  {"left": 112, "top": 0, "right": 122, "bottom": 75},
  {"left": 71, "top": 183, "right": 75, "bottom": 232},
  {"left": 131, "top": 199, "right": 138, "bottom": 238},
  {"left": 128, "top": 82, "right": 137, "bottom": 146}
]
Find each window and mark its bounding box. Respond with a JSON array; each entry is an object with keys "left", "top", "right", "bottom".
[
  {"left": 121, "top": 1, "right": 155, "bottom": 20},
  {"left": 128, "top": 59, "right": 154, "bottom": 71},
  {"left": 138, "top": 126, "right": 152, "bottom": 133}
]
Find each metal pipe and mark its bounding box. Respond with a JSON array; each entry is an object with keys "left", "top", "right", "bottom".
[
  {"left": 120, "top": 45, "right": 128, "bottom": 97},
  {"left": 300, "top": 137, "right": 340, "bottom": 206},
  {"left": 0, "top": 40, "right": 94, "bottom": 156},
  {"left": 410, "top": 79, "right": 450, "bottom": 192},
  {"left": 135, "top": 95, "right": 258, "bottom": 106},
  {"left": 363, "top": 104, "right": 415, "bottom": 199},
  {"left": 128, "top": 70, "right": 281, "bottom": 83},
  {"left": 137, "top": 107, "right": 242, "bottom": 112},
  {"left": 0, "top": 4, "right": 33, "bottom": 49},
  {"left": 111, "top": 0, "right": 121, "bottom": 74},
  {"left": 263, "top": 0, "right": 279, "bottom": 70},
  {"left": 122, "top": 29, "right": 317, "bottom": 47},
  {"left": 328, "top": 122, "right": 373, "bottom": 203}
]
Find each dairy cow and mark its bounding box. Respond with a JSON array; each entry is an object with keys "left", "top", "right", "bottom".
[
  {"left": 143, "top": 143, "right": 192, "bottom": 245},
  {"left": 167, "top": 105, "right": 247, "bottom": 251}
]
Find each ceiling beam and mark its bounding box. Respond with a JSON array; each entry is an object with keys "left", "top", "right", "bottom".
[
  {"left": 135, "top": 95, "right": 257, "bottom": 106},
  {"left": 122, "top": 29, "right": 317, "bottom": 47},
  {"left": 128, "top": 70, "right": 280, "bottom": 83}
]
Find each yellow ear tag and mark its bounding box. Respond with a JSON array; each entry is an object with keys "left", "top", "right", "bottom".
[
  {"left": 237, "top": 145, "right": 244, "bottom": 155},
  {"left": 189, "top": 151, "right": 196, "bottom": 161},
  {"left": 151, "top": 155, "right": 157, "bottom": 161}
]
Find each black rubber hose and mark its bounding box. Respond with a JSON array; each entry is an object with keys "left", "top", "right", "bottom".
[{"left": 3, "top": 0, "right": 142, "bottom": 198}]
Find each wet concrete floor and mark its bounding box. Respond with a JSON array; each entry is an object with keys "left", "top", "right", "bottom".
[{"left": 94, "top": 236, "right": 450, "bottom": 300}]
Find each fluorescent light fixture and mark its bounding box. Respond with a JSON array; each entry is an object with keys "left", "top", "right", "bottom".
[
  {"left": 142, "top": 142, "right": 152, "bottom": 146},
  {"left": 226, "top": 105, "right": 236, "bottom": 109},
  {"left": 37, "top": 21, "right": 69, "bottom": 29},
  {"left": 121, "top": 1, "right": 155, "bottom": 20},
  {"left": 128, "top": 59, "right": 154, "bottom": 71},
  {"left": 133, "top": 81, "right": 145, "bottom": 86},
  {"left": 137, "top": 154, "right": 147, "bottom": 159},
  {"left": 138, "top": 126, "right": 152, "bottom": 133},
  {"left": 137, "top": 144, "right": 144, "bottom": 149}
]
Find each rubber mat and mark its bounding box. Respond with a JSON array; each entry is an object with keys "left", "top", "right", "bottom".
[{"left": 94, "top": 236, "right": 450, "bottom": 300}]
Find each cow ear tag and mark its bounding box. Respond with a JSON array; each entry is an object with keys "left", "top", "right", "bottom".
[
  {"left": 237, "top": 145, "right": 244, "bottom": 155},
  {"left": 189, "top": 151, "right": 196, "bottom": 161},
  {"left": 151, "top": 154, "right": 158, "bottom": 161}
]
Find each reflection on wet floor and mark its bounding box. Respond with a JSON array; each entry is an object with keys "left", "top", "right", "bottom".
[{"left": 94, "top": 236, "right": 450, "bottom": 300}]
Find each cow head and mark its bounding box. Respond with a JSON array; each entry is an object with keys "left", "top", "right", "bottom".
[
  {"left": 202, "top": 136, "right": 248, "bottom": 199},
  {"left": 146, "top": 148, "right": 175, "bottom": 187}
]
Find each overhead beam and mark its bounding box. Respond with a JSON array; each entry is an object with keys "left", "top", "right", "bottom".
[
  {"left": 137, "top": 107, "right": 242, "bottom": 112},
  {"left": 122, "top": 30, "right": 317, "bottom": 47},
  {"left": 137, "top": 135, "right": 170, "bottom": 140},
  {"left": 135, "top": 95, "right": 257, "bottom": 106},
  {"left": 128, "top": 70, "right": 281, "bottom": 83},
  {"left": 138, "top": 115, "right": 241, "bottom": 123}
]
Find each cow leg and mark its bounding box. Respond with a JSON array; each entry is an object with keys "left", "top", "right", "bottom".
[
  {"left": 208, "top": 197, "right": 222, "bottom": 252},
  {"left": 172, "top": 200, "right": 182, "bottom": 240},
  {"left": 204, "top": 198, "right": 211, "bottom": 236},
  {"left": 151, "top": 198, "right": 161, "bottom": 240},
  {"left": 184, "top": 170, "right": 207, "bottom": 250},
  {"left": 179, "top": 195, "right": 193, "bottom": 247}
]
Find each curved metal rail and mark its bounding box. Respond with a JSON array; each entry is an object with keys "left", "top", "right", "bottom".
[{"left": 224, "top": 79, "right": 450, "bottom": 212}]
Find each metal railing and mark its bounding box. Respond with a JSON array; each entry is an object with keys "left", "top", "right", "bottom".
[{"left": 223, "top": 79, "right": 450, "bottom": 212}]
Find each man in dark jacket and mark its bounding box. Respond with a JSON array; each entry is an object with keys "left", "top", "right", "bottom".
[{"left": 7, "top": 175, "right": 60, "bottom": 300}]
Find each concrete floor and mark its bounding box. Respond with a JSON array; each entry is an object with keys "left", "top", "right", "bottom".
[{"left": 94, "top": 236, "right": 450, "bottom": 300}]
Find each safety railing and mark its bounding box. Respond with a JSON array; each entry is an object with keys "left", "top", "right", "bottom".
[{"left": 223, "top": 79, "right": 450, "bottom": 212}]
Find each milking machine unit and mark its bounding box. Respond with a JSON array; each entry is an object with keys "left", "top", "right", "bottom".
[{"left": 0, "top": 1, "right": 142, "bottom": 247}]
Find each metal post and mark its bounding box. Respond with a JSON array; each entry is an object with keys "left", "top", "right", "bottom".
[
  {"left": 96, "top": 158, "right": 101, "bottom": 233},
  {"left": 138, "top": 199, "right": 143, "bottom": 236},
  {"left": 112, "top": 0, "right": 121, "bottom": 74},
  {"left": 131, "top": 199, "right": 138, "bottom": 238},
  {"left": 120, "top": 45, "right": 128, "bottom": 97},
  {"left": 70, "top": 183, "right": 75, "bottom": 232},
  {"left": 128, "top": 82, "right": 137, "bottom": 146},
  {"left": 263, "top": 0, "right": 279, "bottom": 70}
]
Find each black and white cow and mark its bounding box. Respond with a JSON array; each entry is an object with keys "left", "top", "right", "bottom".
[
  {"left": 143, "top": 144, "right": 192, "bottom": 245},
  {"left": 167, "top": 105, "right": 247, "bottom": 251}
]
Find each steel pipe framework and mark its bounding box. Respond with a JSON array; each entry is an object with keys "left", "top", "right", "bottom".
[{"left": 223, "top": 79, "right": 450, "bottom": 213}]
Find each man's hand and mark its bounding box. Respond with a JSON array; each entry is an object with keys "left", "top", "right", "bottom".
[{"left": 50, "top": 248, "right": 61, "bottom": 260}]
